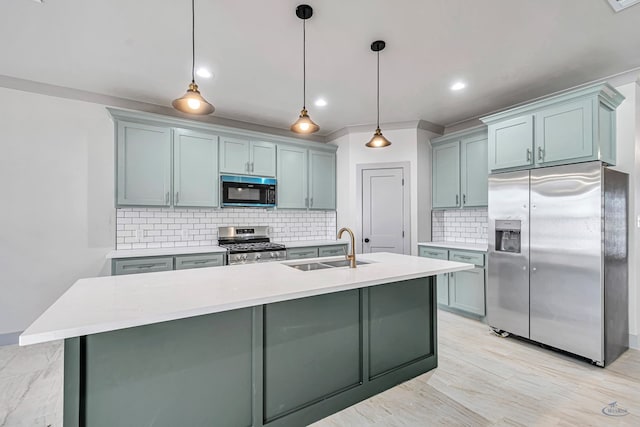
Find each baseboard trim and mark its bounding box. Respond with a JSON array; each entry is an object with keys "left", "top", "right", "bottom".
[
  {"left": 0, "top": 332, "right": 21, "bottom": 346},
  {"left": 630, "top": 333, "right": 639, "bottom": 350}
]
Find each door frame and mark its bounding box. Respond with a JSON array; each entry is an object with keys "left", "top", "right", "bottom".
[{"left": 356, "top": 162, "right": 411, "bottom": 255}]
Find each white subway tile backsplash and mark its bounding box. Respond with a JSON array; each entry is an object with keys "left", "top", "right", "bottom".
[
  {"left": 116, "top": 207, "right": 337, "bottom": 249},
  {"left": 432, "top": 208, "right": 488, "bottom": 245}
]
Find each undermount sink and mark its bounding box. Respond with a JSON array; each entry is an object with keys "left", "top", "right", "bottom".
[
  {"left": 320, "top": 259, "right": 371, "bottom": 268},
  {"left": 286, "top": 262, "right": 334, "bottom": 271},
  {"left": 284, "top": 259, "right": 371, "bottom": 271}
]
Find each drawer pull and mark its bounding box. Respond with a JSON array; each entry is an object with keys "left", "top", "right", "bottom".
[
  {"left": 457, "top": 255, "right": 472, "bottom": 260},
  {"left": 125, "top": 264, "right": 160, "bottom": 269}
]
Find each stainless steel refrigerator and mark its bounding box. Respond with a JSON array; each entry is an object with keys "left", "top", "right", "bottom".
[{"left": 488, "top": 161, "right": 628, "bottom": 366}]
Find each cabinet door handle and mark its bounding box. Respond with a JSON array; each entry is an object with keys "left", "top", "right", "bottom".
[
  {"left": 463, "top": 194, "right": 466, "bottom": 205},
  {"left": 246, "top": 161, "right": 250, "bottom": 172},
  {"left": 537, "top": 147, "right": 544, "bottom": 161},
  {"left": 165, "top": 192, "right": 170, "bottom": 204},
  {"left": 250, "top": 162, "right": 254, "bottom": 173},
  {"left": 305, "top": 197, "right": 309, "bottom": 207},
  {"left": 526, "top": 148, "right": 532, "bottom": 162},
  {"left": 175, "top": 192, "right": 179, "bottom": 204},
  {"left": 455, "top": 194, "right": 459, "bottom": 205},
  {"left": 310, "top": 197, "right": 313, "bottom": 207}
]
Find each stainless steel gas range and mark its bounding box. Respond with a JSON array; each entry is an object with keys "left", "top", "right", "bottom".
[{"left": 217, "top": 226, "right": 286, "bottom": 265}]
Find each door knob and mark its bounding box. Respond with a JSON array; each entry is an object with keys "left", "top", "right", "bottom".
[{"left": 364, "top": 238, "right": 370, "bottom": 243}]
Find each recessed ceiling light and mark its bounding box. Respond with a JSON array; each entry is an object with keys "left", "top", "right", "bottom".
[
  {"left": 196, "top": 68, "right": 212, "bottom": 78},
  {"left": 314, "top": 98, "right": 328, "bottom": 107},
  {"left": 450, "top": 81, "right": 466, "bottom": 91}
]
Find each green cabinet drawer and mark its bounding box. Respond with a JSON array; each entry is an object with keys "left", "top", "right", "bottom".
[
  {"left": 449, "top": 250, "right": 485, "bottom": 267},
  {"left": 318, "top": 245, "right": 347, "bottom": 257},
  {"left": 418, "top": 246, "right": 448, "bottom": 260},
  {"left": 113, "top": 257, "right": 174, "bottom": 275},
  {"left": 286, "top": 247, "right": 319, "bottom": 260},
  {"left": 175, "top": 253, "right": 225, "bottom": 270}
]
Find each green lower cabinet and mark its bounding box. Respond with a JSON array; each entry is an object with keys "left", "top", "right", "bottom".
[
  {"left": 449, "top": 268, "right": 486, "bottom": 316},
  {"left": 368, "top": 279, "right": 433, "bottom": 378},
  {"left": 436, "top": 273, "right": 449, "bottom": 306},
  {"left": 286, "top": 247, "right": 319, "bottom": 260},
  {"left": 112, "top": 257, "right": 173, "bottom": 275},
  {"left": 264, "top": 290, "right": 361, "bottom": 422},
  {"left": 65, "top": 309, "right": 254, "bottom": 427},
  {"left": 318, "top": 244, "right": 348, "bottom": 257},
  {"left": 64, "top": 278, "right": 437, "bottom": 427},
  {"left": 112, "top": 253, "right": 225, "bottom": 275},
  {"left": 174, "top": 253, "right": 225, "bottom": 270},
  {"left": 418, "top": 245, "right": 486, "bottom": 317}
]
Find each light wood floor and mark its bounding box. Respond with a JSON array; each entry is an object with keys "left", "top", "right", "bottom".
[
  {"left": 313, "top": 310, "right": 640, "bottom": 426},
  {"left": 1, "top": 310, "right": 639, "bottom": 426}
]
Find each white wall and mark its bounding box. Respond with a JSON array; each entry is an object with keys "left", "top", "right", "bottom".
[
  {"left": 0, "top": 88, "right": 115, "bottom": 337},
  {"left": 330, "top": 126, "right": 438, "bottom": 255},
  {"left": 612, "top": 81, "right": 640, "bottom": 346}
]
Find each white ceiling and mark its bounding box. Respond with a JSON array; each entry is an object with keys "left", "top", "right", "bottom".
[{"left": 2, "top": 0, "right": 640, "bottom": 135}]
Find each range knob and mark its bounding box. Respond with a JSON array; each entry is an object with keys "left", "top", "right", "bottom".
[
  {"left": 241, "top": 254, "right": 248, "bottom": 261},
  {"left": 255, "top": 253, "right": 261, "bottom": 260},
  {"left": 270, "top": 252, "right": 276, "bottom": 258}
]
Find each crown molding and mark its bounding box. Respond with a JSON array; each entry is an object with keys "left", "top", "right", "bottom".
[
  {"left": 325, "top": 119, "right": 443, "bottom": 142},
  {"left": 0, "top": 75, "right": 327, "bottom": 143}
]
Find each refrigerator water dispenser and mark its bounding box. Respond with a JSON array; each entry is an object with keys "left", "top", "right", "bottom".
[{"left": 495, "top": 220, "right": 521, "bottom": 253}]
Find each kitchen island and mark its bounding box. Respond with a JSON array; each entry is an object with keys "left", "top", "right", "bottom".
[{"left": 20, "top": 252, "right": 472, "bottom": 427}]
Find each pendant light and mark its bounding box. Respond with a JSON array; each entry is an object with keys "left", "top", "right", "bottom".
[
  {"left": 366, "top": 40, "right": 392, "bottom": 148},
  {"left": 290, "top": 4, "right": 319, "bottom": 134},
  {"left": 172, "top": 0, "right": 215, "bottom": 115}
]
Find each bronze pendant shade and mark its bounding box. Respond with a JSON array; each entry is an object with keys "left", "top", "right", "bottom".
[
  {"left": 290, "top": 4, "right": 319, "bottom": 134},
  {"left": 173, "top": 0, "right": 215, "bottom": 115},
  {"left": 366, "top": 40, "right": 391, "bottom": 148}
]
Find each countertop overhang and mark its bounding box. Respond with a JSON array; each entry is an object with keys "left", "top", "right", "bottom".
[{"left": 20, "top": 252, "right": 473, "bottom": 346}]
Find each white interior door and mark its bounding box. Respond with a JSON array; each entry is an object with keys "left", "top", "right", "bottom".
[{"left": 362, "top": 168, "right": 405, "bottom": 254}]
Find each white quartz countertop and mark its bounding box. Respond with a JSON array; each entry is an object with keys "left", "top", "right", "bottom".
[
  {"left": 418, "top": 242, "right": 488, "bottom": 252},
  {"left": 106, "top": 245, "right": 227, "bottom": 259},
  {"left": 20, "top": 253, "right": 472, "bottom": 346},
  {"left": 277, "top": 240, "right": 348, "bottom": 248}
]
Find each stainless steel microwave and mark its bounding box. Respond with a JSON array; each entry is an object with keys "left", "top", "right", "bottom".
[{"left": 220, "top": 175, "right": 277, "bottom": 207}]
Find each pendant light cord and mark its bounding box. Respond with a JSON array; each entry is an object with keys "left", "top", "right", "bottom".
[
  {"left": 376, "top": 50, "right": 380, "bottom": 128},
  {"left": 302, "top": 18, "right": 306, "bottom": 109},
  {"left": 191, "top": 0, "right": 195, "bottom": 83}
]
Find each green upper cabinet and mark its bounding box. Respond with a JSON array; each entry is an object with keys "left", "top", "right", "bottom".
[
  {"left": 534, "top": 98, "right": 592, "bottom": 165},
  {"left": 117, "top": 121, "right": 172, "bottom": 206},
  {"left": 277, "top": 145, "right": 308, "bottom": 209},
  {"left": 481, "top": 83, "right": 624, "bottom": 173},
  {"left": 250, "top": 141, "right": 277, "bottom": 177},
  {"left": 487, "top": 115, "right": 534, "bottom": 171},
  {"left": 219, "top": 137, "right": 276, "bottom": 177},
  {"left": 431, "top": 127, "right": 488, "bottom": 209},
  {"left": 277, "top": 146, "right": 335, "bottom": 210},
  {"left": 173, "top": 129, "right": 219, "bottom": 207},
  {"left": 309, "top": 150, "right": 336, "bottom": 210},
  {"left": 460, "top": 134, "right": 489, "bottom": 207},
  {"left": 432, "top": 141, "right": 460, "bottom": 208}
]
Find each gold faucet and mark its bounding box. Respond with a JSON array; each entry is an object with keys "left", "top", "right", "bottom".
[{"left": 337, "top": 227, "right": 357, "bottom": 268}]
